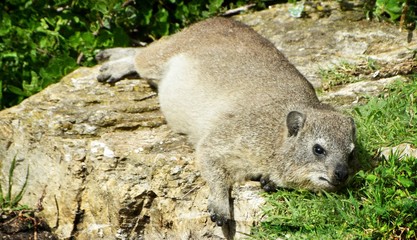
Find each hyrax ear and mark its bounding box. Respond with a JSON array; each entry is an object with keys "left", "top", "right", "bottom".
[{"left": 287, "top": 111, "right": 306, "bottom": 137}]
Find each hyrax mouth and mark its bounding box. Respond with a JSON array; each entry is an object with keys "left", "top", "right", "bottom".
[
  {"left": 318, "top": 177, "right": 342, "bottom": 188},
  {"left": 319, "top": 177, "right": 331, "bottom": 184}
]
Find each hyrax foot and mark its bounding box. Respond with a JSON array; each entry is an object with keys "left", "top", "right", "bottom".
[
  {"left": 96, "top": 48, "right": 140, "bottom": 83},
  {"left": 97, "top": 58, "right": 139, "bottom": 83},
  {"left": 207, "top": 187, "right": 232, "bottom": 226},
  {"left": 260, "top": 176, "right": 277, "bottom": 193},
  {"left": 208, "top": 203, "right": 230, "bottom": 226},
  {"left": 210, "top": 212, "right": 228, "bottom": 226}
]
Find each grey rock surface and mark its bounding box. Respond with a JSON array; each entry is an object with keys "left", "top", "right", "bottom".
[
  {"left": 0, "top": 67, "right": 264, "bottom": 239},
  {"left": 235, "top": 2, "right": 416, "bottom": 89}
]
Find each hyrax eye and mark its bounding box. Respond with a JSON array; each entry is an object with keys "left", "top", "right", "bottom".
[{"left": 313, "top": 144, "right": 326, "bottom": 156}]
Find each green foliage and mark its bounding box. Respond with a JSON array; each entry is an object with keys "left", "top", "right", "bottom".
[
  {"left": 0, "top": 0, "right": 266, "bottom": 109},
  {"left": 251, "top": 78, "right": 417, "bottom": 239},
  {"left": 0, "top": 0, "right": 130, "bottom": 108},
  {"left": 374, "top": 0, "right": 405, "bottom": 21},
  {"left": 353, "top": 79, "right": 417, "bottom": 151},
  {"left": 0, "top": 157, "right": 30, "bottom": 212},
  {"left": 1, "top": 0, "right": 413, "bottom": 110},
  {"left": 371, "top": 0, "right": 416, "bottom": 31},
  {"left": 319, "top": 61, "right": 367, "bottom": 90}
]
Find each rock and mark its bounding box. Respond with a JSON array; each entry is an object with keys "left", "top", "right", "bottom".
[
  {"left": 1, "top": 2, "right": 416, "bottom": 239},
  {"left": 234, "top": 2, "right": 417, "bottom": 89},
  {"left": 320, "top": 76, "right": 408, "bottom": 108},
  {"left": 379, "top": 144, "right": 417, "bottom": 160},
  {"left": 0, "top": 66, "right": 264, "bottom": 239}
]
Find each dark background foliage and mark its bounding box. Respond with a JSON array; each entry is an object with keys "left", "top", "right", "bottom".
[
  {"left": 0, "top": 0, "right": 269, "bottom": 108},
  {"left": 0, "top": 0, "right": 415, "bottom": 109}
]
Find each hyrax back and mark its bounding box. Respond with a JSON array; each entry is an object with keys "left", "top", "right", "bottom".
[{"left": 97, "top": 17, "right": 356, "bottom": 227}]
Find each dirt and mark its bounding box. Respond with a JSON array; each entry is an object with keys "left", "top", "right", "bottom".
[{"left": 0, "top": 210, "right": 58, "bottom": 240}]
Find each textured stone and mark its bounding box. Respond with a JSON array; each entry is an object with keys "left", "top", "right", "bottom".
[
  {"left": 379, "top": 144, "right": 417, "bottom": 160},
  {"left": 0, "top": 67, "right": 264, "bottom": 239}
]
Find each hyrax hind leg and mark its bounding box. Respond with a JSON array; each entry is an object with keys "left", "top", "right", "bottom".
[{"left": 96, "top": 48, "right": 140, "bottom": 83}]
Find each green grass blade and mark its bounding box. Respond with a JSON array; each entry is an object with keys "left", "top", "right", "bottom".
[
  {"left": 6, "top": 156, "right": 17, "bottom": 205},
  {"left": 10, "top": 166, "right": 29, "bottom": 208},
  {"left": 0, "top": 180, "right": 3, "bottom": 208}
]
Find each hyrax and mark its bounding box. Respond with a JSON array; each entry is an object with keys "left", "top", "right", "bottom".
[{"left": 96, "top": 17, "right": 356, "bottom": 226}]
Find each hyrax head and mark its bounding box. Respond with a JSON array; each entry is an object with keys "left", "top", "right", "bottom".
[{"left": 269, "top": 110, "right": 357, "bottom": 192}]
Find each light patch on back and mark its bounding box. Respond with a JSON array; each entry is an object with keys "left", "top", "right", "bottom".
[
  {"left": 159, "top": 54, "right": 232, "bottom": 143},
  {"left": 163, "top": 54, "right": 198, "bottom": 83}
]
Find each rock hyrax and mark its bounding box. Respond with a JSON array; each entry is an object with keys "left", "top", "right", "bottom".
[{"left": 96, "top": 17, "right": 357, "bottom": 226}]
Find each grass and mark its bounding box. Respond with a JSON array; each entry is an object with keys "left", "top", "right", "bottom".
[
  {"left": 354, "top": 80, "right": 417, "bottom": 150},
  {"left": 319, "top": 61, "right": 366, "bottom": 90},
  {"left": 0, "top": 156, "right": 30, "bottom": 213},
  {"left": 251, "top": 77, "right": 417, "bottom": 239},
  {"left": 319, "top": 58, "right": 380, "bottom": 91}
]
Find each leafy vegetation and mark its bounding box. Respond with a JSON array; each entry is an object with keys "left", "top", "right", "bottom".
[
  {"left": 0, "top": 157, "right": 30, "bottom": 212},
  {"left": 251, "top": 78, "right": 417, "bottom": 239},
  {"left": 1, "top": 0, "right": 416, "bottom": 109},
  {"left": 0, "top": 0, "right": 268, "bottom": 109},
  {"left": 374, "top": 0, "right": 416, "bottom": 24}
]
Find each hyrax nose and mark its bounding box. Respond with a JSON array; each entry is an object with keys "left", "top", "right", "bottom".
[{"left": 334, "top": 164, "right": 348, "bottom": 182}]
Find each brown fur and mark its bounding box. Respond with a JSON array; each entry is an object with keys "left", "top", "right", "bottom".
[{"left": 96, "top": 17, "right": 356, "bottom": 227}]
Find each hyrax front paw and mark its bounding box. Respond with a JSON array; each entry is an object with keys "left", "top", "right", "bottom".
[
  {"left": 208, "top": 203, "right": 230, "bottom": 226},
  {"left": 210, "top": 212, "right": 228, "bottom": 226},
  {"left": 260, "top": 176, "right": 277, "bottom": 192}
]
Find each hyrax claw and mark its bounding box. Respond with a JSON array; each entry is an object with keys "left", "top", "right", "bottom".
[
  {"left": 210, "top": 213, "right": 227, "bottom": 226},
  {"left": 260, "top": 176, "right": 278, "bottom": 193}
]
